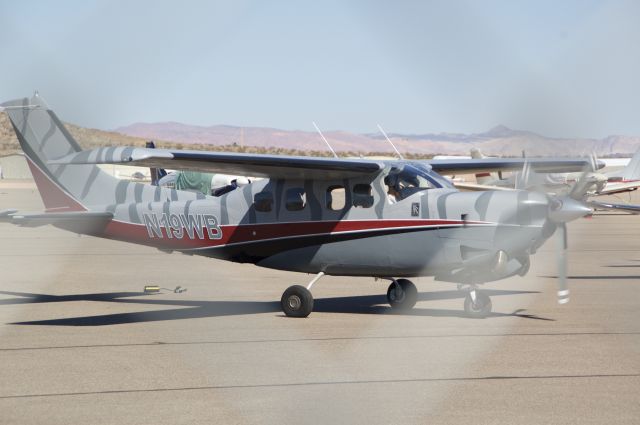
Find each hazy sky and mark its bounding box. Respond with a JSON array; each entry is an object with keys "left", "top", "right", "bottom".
[{"left": 1, "top": 0, "right": 639, "bottom": 138}]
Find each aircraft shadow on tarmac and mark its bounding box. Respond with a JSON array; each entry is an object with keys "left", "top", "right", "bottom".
[
  {"left": 544, "top": 275, "right": 640, "bottom": 280},
  {"left": 0, "top": 289, "right": 551, "bottom": 326},
  {"left": 605, "top": 264, "right": 640, "bottom": 268}
]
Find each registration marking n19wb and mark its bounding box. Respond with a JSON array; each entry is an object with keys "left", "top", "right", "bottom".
[{"left": 143, "top": 213, "right": 222, "bottom": 240}]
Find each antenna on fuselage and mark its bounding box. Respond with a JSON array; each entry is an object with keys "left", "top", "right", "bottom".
[
  {"left": 377, "top": 124, "right": 404, "bottom": 160},
  {"left": 312, "top": 121, "right": 339, "bottom": 158}
]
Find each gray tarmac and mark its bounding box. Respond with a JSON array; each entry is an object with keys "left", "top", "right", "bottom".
[{"left": 0, "top": 182, "right": 638, "bottom": 424}]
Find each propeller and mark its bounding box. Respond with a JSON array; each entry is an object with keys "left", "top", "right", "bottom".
[
  {"left": 568, "top": 152, "right": 603, "bottom": 200},
  {"left": 546, "top": 157, "right": 595, "bottom": 304},
  {"left": 514, "top": 159, "right": 531, "bottom": 190},
  {"left": 555, "top": 223, "right": 570, "bottom": 304},
  {"left": 510, "top": 158, "right": 577, "bottom": 304}
]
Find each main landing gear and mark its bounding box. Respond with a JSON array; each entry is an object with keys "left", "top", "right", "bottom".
[
  {"left": 280, "top": 273, "right": 422, "bottom": 318},
  {"left": 281, "top": 285, "right": 314, "bottom": 318},
  {"left": 281, "top": 272, "right": 324, "bottom": 318},
  {"left": 386, "top": 278, "right": 418, "bottom": 310}
]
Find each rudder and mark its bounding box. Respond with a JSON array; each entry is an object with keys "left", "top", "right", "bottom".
[{"left": 620, "top": 147, "right": 640, "bottom": 181}]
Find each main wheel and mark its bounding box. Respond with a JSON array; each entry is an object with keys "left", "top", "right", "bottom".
[
  {"left": 386, "top": 279, "right": 418, "bottom": 310},
  {"left": 281, "top": 285, "right": 314, "bottom": 318},
  {"left": 464, "top": 291, "right": 492, "bottom": 318}
]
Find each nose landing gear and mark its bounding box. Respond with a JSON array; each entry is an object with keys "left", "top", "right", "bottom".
[{"left": 462, "top": 286, "right": 492, "bottom": 318}]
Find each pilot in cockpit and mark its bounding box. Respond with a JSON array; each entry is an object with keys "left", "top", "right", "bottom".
[
  {"left": 385, "top": 165, "right": 442, "bottom": 204},
  {"left": 384, "top": 173, "right": 401, "bottom": 204}
]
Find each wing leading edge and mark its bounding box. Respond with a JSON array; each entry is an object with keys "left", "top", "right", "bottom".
[{"left": 427, "top": 158, "right": 604, "bottom": 175}]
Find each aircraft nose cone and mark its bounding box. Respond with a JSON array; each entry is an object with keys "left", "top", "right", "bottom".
[{"left": 548, "top": 197, "right": 592, "bottom": 223}]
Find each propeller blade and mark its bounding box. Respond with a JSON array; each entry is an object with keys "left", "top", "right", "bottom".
[
  {"left": 556, "top": 223, "right": 570, "bottom": 304},
  {"left": 589, "top": 151, "right": 598, "bottom": 172},
  {"left": 569, "top": 152, "right": 603, "bottom": 199},
  {"left": 515, "top": 159, "right": 531, "bottom": 190}
]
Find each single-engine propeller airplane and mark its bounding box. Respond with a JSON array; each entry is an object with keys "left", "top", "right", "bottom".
[{"left": 2, "top": 93, "right": 637, "bottom": 318}]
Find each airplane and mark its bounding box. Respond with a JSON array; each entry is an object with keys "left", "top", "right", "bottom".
[
  {"left": 598, "top": 150, "right": 640, "bottom": 195},
  {"left": 1, "top": 93, "right": 636, "bottom": 319},
  {"left": 454, "top": 147, "right": 640, "bottom": 197}
]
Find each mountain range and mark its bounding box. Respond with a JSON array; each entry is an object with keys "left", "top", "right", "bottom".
[{"left": 115, "top": 122, "right": 640, "bottom": 157}]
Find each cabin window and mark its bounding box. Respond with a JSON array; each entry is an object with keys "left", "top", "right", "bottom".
[
  {"left": 326, "top": 185, "right": 346, "bottom": 211},
  {"left": 384, "top": 164, "right": 444, "bottom": 201},
  {"left": 352, "top": 184, "right": 373, "bottom": 208},
  {"left": 254, "top": 191, "right": 273, "bottom": 212},
  {"left": 285, "top": 188, "right": 306, "bottom": 211}
]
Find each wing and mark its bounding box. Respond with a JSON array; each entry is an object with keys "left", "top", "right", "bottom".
[
  {"left": 452, "top": 182, "right": 515, "bottom": 192},
  {"left": 427, "top": 158, "right": 604, "bottom": 175},
  {"left": 49, "top": 147, "right": 384, "bottom": 180},
  {"left": 588, "top": 201, "right": 640, "bottom": 215}
]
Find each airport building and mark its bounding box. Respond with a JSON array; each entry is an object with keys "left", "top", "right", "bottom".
[
  {"left": 0, "top": 153, "right": 31, "bottom": 179},
  {"left": 0, "top": 152, "right": 150, "bottom": 181}
]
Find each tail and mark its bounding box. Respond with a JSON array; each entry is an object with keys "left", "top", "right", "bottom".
[
  {"left": 619, "top": 147, "right": 640, "bottom": 181},
  {"left": 1, "top": 93, "right": 146, "bottom": 211},
  {"left": 470, "top": 148, "right": 498, "bottom": 184}
]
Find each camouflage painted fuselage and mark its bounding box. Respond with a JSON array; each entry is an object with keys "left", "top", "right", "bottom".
[{"left": 98, "top": 174, "right": 549, "bottom": 283}]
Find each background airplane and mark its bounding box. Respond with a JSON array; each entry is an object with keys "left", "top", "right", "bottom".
[{"left": 454, "top": 147, "right": 640, "bottom": 197}]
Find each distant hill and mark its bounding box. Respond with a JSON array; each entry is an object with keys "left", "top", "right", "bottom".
[
  {"left": 115, "top": 122, "right": 386, "bottom": 153},
  {"left": 116, "top": 122, "right": 640, "bottom": 157},
  {"left": 0, "top": 113, "right": 384, "bottom": 158},
  {"left": 0, "top": 112, "right": 157, "bottom": 156}
]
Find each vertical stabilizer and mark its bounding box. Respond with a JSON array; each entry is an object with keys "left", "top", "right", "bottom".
[
  {"left": 2, "top": 94, "right": 127, "bottom": 210},
  {"left": 2, "top": 93, "right": 203, "bottom": 213},
  {"left": 619, "top": 148, "right": 640, "bottom": 181},
  {"left": 471, "top": 148, "right": 498, "bottom": 184}
]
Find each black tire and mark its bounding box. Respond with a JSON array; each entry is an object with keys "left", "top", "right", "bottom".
[
  {"left": 386, "top": 279, "right": 418, "bottom": 310},
  {"left": 464, "top": 291, "right": 492, "bottom": 318},
  {"left": 517, "top": 256, "right": 530, "bottom": 277},
  {"left": 281, "top": 285, "right": 314, "bottom": 318}
]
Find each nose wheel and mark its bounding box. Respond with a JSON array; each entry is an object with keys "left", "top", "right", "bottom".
[
  {"left": 386, "top": 279, "right": 418, "bottom": 310},
  {"left": 463, "top": 289, "right": 492, "bottom": 318}
]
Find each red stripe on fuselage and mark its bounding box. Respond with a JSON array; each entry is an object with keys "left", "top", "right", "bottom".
[
  {"left": 102, "top": 219, "right": 488, "bottom": 251},
  {"left": 25, "top": 157, "right": 86, "bottom": 212}
]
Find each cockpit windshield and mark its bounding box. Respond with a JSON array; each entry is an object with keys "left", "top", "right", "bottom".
[{"left": 384, "top": 163, "right": 453, "bottom": 201}]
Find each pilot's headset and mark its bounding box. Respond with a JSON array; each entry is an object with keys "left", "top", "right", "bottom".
[{"left": 384, "top": 170, "right": 400, "bottom": 190}]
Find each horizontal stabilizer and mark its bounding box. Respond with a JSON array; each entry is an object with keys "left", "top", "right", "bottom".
[
  {"left": 1, "top": 210, "right": 113, "bottom": 228},
  {"left": 596, "top": 181, "right": 640, "bottom": 196}
]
